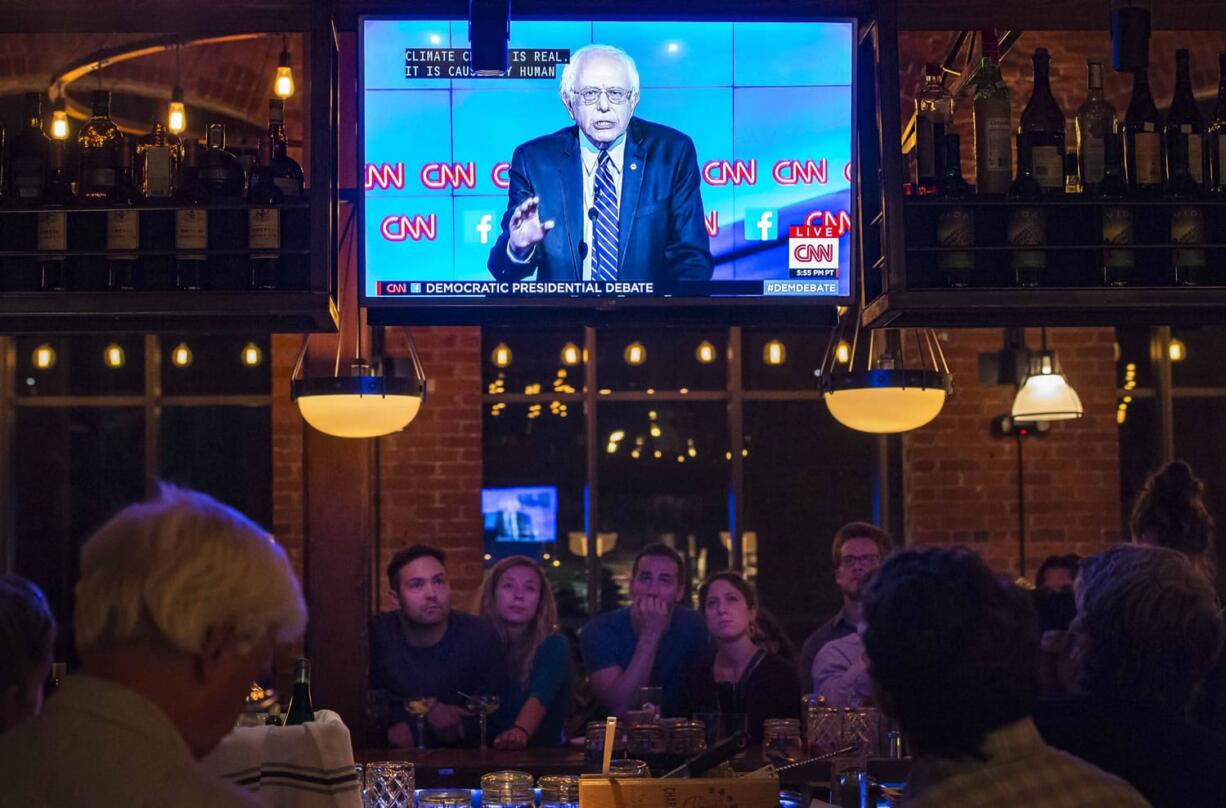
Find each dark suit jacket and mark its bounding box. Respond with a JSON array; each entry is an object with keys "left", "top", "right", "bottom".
[{"left": 487, "top": 117, "right": 713, "bottom": 283}]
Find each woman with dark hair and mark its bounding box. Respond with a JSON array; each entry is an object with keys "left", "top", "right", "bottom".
[
  {"left": 0, "top": 575, "right": 56, "bottom": 733},
  {"left": 478, "top": 556, "right": 572, "bottom": 748},
  {"left": 680, "top": 571, "right": 801, "bottom": 742},
  {"left": 1131, "top": 460, "right": 1216, "bottom": 584}
]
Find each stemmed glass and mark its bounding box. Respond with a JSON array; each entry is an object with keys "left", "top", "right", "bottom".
[
  {"left": 465, "top": 694, "right": 502, "bottom": 750},
  {"left": 406, "top": 696, "right": 437, "bottom": 751}
]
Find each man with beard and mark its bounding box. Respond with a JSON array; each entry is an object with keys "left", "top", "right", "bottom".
[{"left": 370, "top": 546, "right": 507, "bottom": 747}]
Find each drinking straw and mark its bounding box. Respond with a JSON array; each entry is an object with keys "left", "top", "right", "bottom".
[{"left": 601, "top": 716, "right": 618, "bottom": 775}]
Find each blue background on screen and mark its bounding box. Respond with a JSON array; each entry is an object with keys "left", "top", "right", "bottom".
[
  {"left": 482, "top": 486, "right": 559, "bottom": 543},
  {"left": 361, "top": 19, "right": 853, "bottom": 298}
]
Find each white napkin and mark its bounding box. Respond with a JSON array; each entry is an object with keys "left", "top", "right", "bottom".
[{"left": 201, "top": 710, "right": 361, "bottom": 808}]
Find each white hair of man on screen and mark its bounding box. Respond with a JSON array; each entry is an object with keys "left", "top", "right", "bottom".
[
  {"left": 74, "top": 484, "right": 307, "bottom": 660},
  {"left": 559, "top": 44, "right": 641, "bottom": 102}
]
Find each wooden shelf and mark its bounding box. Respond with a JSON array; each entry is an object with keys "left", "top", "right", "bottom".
[{"left": 0, "top": 291, "right": 337, "bottom": 333}]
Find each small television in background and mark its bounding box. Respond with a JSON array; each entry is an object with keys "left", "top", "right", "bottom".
[{"left": 482, "top": 485, "right": 558, "bottom": 543}]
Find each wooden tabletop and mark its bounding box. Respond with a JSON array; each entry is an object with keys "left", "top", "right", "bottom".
[{"left": 356, "top": 745, "right": 587, "bottom": 787}]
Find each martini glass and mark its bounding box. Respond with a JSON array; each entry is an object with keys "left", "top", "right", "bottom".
[
  {"left": 465, "top": 694, "right": 502, "bottom": 750},
  {"left": 406, "top": 696, "right": 437, "bottom": 751}
]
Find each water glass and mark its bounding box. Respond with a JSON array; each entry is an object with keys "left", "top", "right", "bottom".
[
  {"left": 805, "top": 696, "right": 843, "bottom": 757},
  {"left": 417, "top": 789, "right": 472, "bottom": 808},
  {"left": 843, "top": 708, "right": 881, "bottom": 763},
  {"left": 481, "top": 770, "right": 534, "bottom": 808},
  {"left": 363, "top": 762, "right": 414, "bottom": 808},
  {"left": 762, "top": 718, "right": 804, "bottom": 766},
  {"left": 584, "top": 720, "right": 626, "bottom": 771},
  {"left": 539, "top": 774, "right": 580, "bottom": 808},
  {"left": 607, "top": 758, "right": 650, "bottom": 778},
  {"left": 637, "top": 685, "right": 663, "bottom": 720}
]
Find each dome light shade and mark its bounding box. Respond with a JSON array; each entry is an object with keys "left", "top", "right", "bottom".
[
  {"left": 292, "top": 375, "right": 424, "bottom": 439},
  {"left": 1011, "top": 350, "right": 1083, "bottom": 422},
  {"left": 824, "top": 370, "right": 949, "bottom": 433}
]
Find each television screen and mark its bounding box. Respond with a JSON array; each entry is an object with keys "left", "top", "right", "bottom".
[
  {"left": 481, "top": 485, "right": 558, "bottom": 543},
  {"left": 359, "top": 17, "right": 856, "bottom": 317}
]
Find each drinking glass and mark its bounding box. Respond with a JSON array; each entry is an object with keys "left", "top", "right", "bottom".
[
  {"left": 843, "top": 708, "right": 881, "bottom": 764},
  {"left": 637, "top": 686, "right": 663, "bottom": 721},
  {"left": 607, "top": 758, "right": 650, "bottom": 778},
  {"left": 405, "top": 696, "right": 437, "bottom": 751},
  {"left": 481, "top": 769, "right": 534, "bottom": 808},
  {"left": 417, "top": 789, "right": 472, "bottom": 808},
  {"left": 363, "top": 761, "right": 414, "bottom": 808},
  {"left": 539, "top": 774, "right": 580, "bottom": 808},
  {"left": 465, "top": 694, "right": 502, "bottom": 750},
  {"left": 762, "top": 718, "right": 804, "bottom": 766}
]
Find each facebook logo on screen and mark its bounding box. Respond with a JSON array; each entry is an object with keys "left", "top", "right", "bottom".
[
  {"left": 744, "top": 209, "right": 777, "bottom": 241},
  {"left": 462, "top": 211, "right": 497, "bottom": 245}
]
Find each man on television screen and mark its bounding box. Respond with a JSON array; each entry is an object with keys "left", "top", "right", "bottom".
[{"left": 488, "top": 44, "right": 714, "bottom": 285}]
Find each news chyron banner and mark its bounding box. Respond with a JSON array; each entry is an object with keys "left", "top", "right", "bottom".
[{"left": 361, "top": 19, "right": 854, "bottom": 301}]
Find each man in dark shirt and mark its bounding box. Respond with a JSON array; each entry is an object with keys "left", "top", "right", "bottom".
[
  {"left": 1034, "top": 544, "right": 1226, "bottom": 807},
  {"left": 796, "top": 522, "right": 890, "bottom": 688},
  {"left": 580, "top": 543, "right": 708, "bottom": 718},
  {"left": 370, "top": 545, "right": 507, "bottom": 747}
]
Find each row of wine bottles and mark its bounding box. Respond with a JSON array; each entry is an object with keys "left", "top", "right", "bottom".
[
  {"left": 913, "top": 42, "right": 1226, "bottom": 197},
  {"left": 0, "top": 91, "right": 307, "bottom": 292}
]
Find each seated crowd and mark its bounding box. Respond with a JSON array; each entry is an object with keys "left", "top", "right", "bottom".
[{"left": 1, "top": 459, "right": 1224, "bottom": 807}]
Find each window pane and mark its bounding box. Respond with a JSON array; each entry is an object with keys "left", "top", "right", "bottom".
[
  {"left": 1114, "top": 327, "right": 1153, "bottom": 390},
  {"left": 744, "top": 401, "right": 878, "bottom": 646},
  {"left": 17, "top": 335, "right": 145, "bottom": 397},
  {"left": 161, "top": 335, "right": 271, "bottom": 396},
  {"left": 482, "top": 327, "right": 586, "bottom": 395},
  {"left": 160, "top": 406, "right": 272, "bottom": 530},
  {"left": 1170, "top": 327, "right": 1226, "bottom": 389},
  {"left": 597, "top": 401, "right": 730, "bottom": 604},
  {"left": 14, "top": 407, "right": 146, "bottom": 657},
  {"left": 596, "top": 328, "right": 727, "bottom": 392},
  {"left": 742, "top": 327, "right": 829, "bottom": 390},
  {"left": 1118, "top": 396, "right": 1157, "bottom": 534}
]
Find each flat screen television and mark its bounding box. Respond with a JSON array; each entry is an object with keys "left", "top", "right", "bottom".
[
  {"left": 481, "top": 485, "right": 558, "bottom": 543},
  {"left": 359, "top": 16, "right": 856, "bottom": 322}
]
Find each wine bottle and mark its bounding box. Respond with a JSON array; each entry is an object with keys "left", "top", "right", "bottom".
[
  {"left": 248, "top": 136, "right": 284, "bottom": 290},
  {"left": 106, "top": 136, "right": 141, "bottom": 291},
  {"left": 175, "top": 141, "right": 209, "bottom": 291},
  {"left": 136, "top": 117, "right": 182, "bottom": 200},
  {"left": 8, "top": 92, "right": 48, "bottom": 203},
  {"left": 1018, "top": 48, "right": 1066, "bottom": 194},
  {"left": 37, "top": 140, "right": 74, "bottom": 291},
  {"left": 973, "top": 32, "right": 1012, "bottom": 195},
  {"left": 199, "top": 123, "right": 245, "bottom": 198},
  {"left": 936, "top": 134, "right": 974, "bottom": 288},
  {"left": 1124, "top": 67, "right": 1163, "bottom": 193},
  {"left": 1210, "top": 52, "right": 1226, "bottom": 193},
  {"left": 1008, "top": 161, "right": 1045, "bottom": 287},
  {"left": 1101, "top": 133, "right": 1134, "bottom": 287},
  {"left": 1064, "top": 153, "right": 1083, "bottom": 195},
  {"left": 78, "top": 90, "right": 121, "bottom": 201},
  {"left": 914, "top": 63, "right": 952, "bottom": 195},
  {"left": 1075, "top": 61, "right": 1118, "bottom": 194},
  {"left": 1167, "top": 49, "right": 1206, "bottom": 195},
  {"left": 267, "top": 99, "right": 305, "bottom": 198},
  {"left": 1172, "top": 205, "right": 1207, "bottom": 285},
  {"left": 284, "top": 658, "right": 315, "bottom": 726}
]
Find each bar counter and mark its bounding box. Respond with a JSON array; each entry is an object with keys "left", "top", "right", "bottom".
[{"left": 356, "top": 745, "right": 587, "bottom": 787}]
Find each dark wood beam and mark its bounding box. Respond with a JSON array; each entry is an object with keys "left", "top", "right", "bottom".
[{"left": 896, "top": 0, "right": 1226, "bottom": 31}]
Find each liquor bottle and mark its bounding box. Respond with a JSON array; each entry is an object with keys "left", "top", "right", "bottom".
[
  {"left": 1008, "top": 161, "right": 1045, "bottom": 287},
  {"left": 914, "top": 64, "right": 953, "bottom": 195},
  {"left": 1124, "top": 67, "right": 1163, "bottom": 193},
  {"left": 1075, "top": 61, "right": 1118, "bottom": 194},
  {"left": 1210, "top": 52, "right": 1226, "bottom": 193},
  {"left": 77, "top": 90, "right": 121, "bottom": 201},
  {"left": 1064, "top": 153, "right": 1083, "bottom": 195},
  {"left": 973, "top": 32, "right": 1012, "bottom": 195},
  {"left": 106, "top": 136, "right": 141, "bottom": 291},
  {"left": 37, "top": 140, "right": 74, "bottom": 291},
  {"left": 936, "top": 134, "right": 974, "bottom": 287},
  {"left": 8, "top": 93, "right": 49, "bottom": 203},
  {"left": 175, "top": 141, "right": 209, "bottom": 291},
  {"left": 136, "top": 117, "right": 182, "bottom": 200},
  {"left": 1018, "top": 48, "right": 1066, "bottom": 194},
  {"left": 1172, "top": 205, "right": 1207, "bottom": 285},
  {"left": 1166, "top": 49, "right": 1206, "bottom": 195},
  {"left": 284, "top": 658, "right": 315, "bottom": 726},
  {"left": 267, "top": 99, "right": 305, "bottom": 198},
  {"left": 1100, "top": 134, "right": 1134, "bottom": 286},
  {"left": 248, "top": 136, "right": 284, "bottom": 290},
  {"left": 199, "top": 123, "right": 245, "bottom": 198}
]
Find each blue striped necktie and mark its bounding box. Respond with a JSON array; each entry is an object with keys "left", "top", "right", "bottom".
[{"left": 592, "top": 149, "right": 620, "bottom": 282}]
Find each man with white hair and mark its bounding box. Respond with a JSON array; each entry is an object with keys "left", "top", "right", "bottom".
[
  {"left": 0, "top": 485, "right": 307, "bottom": 806},
  {"left": 488, "top": 43, "right": 713, "bottom": 284}
]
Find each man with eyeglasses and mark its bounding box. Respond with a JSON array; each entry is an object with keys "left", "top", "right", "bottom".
[
  {"left": 488, "top": 43, "right": 713, "bottom": 285},
  {"left": 797, "top": 523, "right": 890, "bottom": 696}
]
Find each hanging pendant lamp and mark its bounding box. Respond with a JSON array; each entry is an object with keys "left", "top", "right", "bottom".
[
  {"left": 1011, "top": 329, "right": 1083, "bottom": 422},
  {"left": 816, "top": 310, "right": 952, "bottom": 434},
  {"left": 290, "top": 327, "right": 427, "bottom": 439}
]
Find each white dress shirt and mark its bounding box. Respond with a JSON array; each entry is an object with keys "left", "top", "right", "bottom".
[{"left": 508, "top": 132, "right": 626, "bottom": 280}]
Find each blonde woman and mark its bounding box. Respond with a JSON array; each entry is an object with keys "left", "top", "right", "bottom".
[{"left": 479, "top": 556, "right": 572, "bottom": 748}]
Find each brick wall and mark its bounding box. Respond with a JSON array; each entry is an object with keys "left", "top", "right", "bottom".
[{"left": 903, "top": 327, "right": 1122, "bottom": 576}]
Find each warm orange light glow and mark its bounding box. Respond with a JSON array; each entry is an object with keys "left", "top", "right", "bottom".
[
  {"left": 33, "top": 344, "right": 56, "bottom": 370},
  {"left": 104, "top": 343, "right": 125, "bottom": 369},
  {"left": 241, "top": 342, "right": 263, "bottom": 367},
  {"left": 763, "top": 339, "right": 786, "bottom": 365},
  {"left": 171, "top": 342, "right": 193, "bottom": 368},
  {"left": 624, "top": 342, "right": 646, "bottom": 366},
  {"left": 695, "top": 341, "right": 717, "bottom": 364},
  {"left": 561, "top": 342, "right": 581, "bottom": 366}
]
